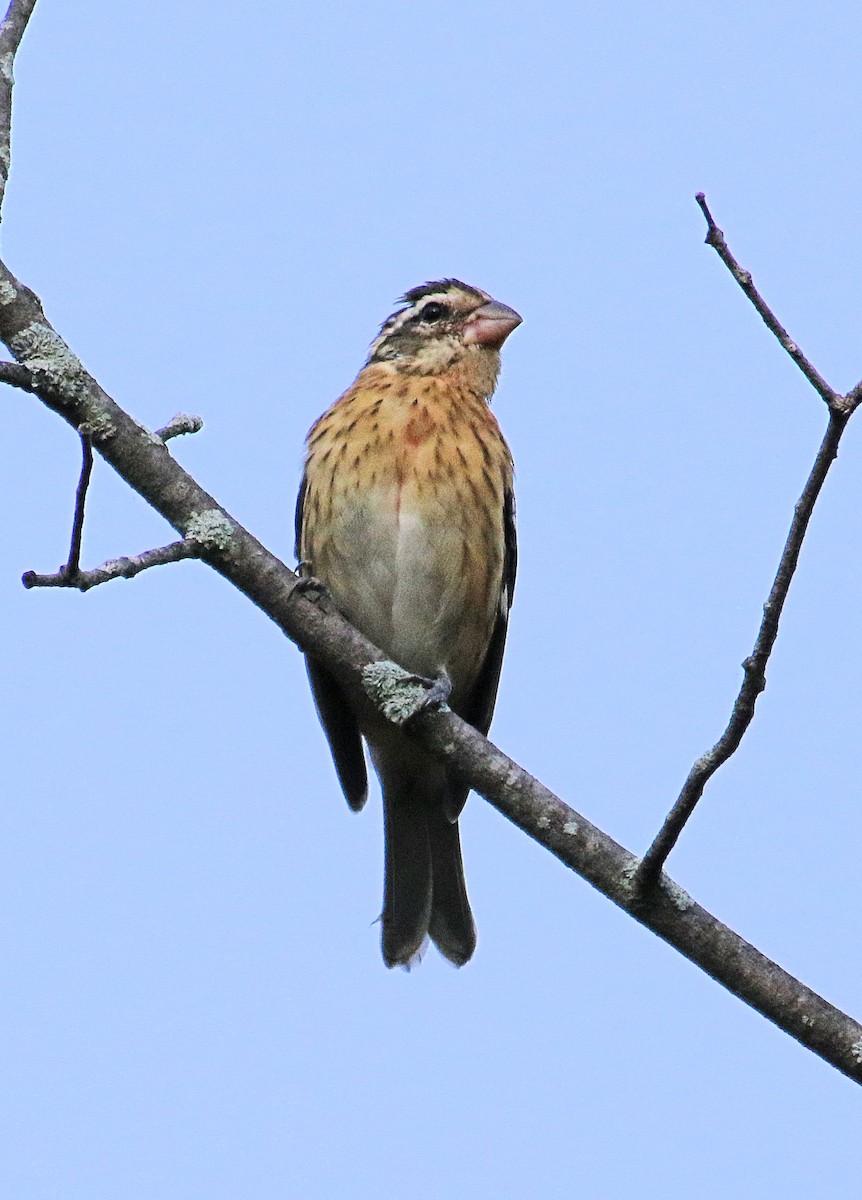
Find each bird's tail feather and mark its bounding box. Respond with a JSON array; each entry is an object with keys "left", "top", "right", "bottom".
[
  {"left": 382, "top": 786, "right": 433, "bottom": 968},
  {"left": 381, "top": 784, "right": 475, "bottom": 968},
  {"left": 427, "top": 808, "right": 476, "bottom": 966}
]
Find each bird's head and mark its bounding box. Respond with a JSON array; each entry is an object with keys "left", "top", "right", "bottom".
[{"left": 366, "top": 280, "right": 522, "bottom": 384}]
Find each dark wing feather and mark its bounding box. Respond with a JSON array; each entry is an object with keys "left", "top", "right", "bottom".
[
  {"left": 296, "top": 474, "right": 368, "bottom": 812},
  {"left": 445, "top": 485, "right": 517, "bottom": 817},
  {"left": 305, "top": 658, "right": 368, "bottom": 812},
  {"left": 461, "top": 484, "right": 517, "bottom": 735},
  {"left": 294, "top": 475, "right": 307, "bottom": 562}
]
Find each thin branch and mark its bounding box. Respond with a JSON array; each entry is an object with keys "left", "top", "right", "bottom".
[
  {"left": 636, "top": 411, "right": 849, "bottom": 889},
  {"left": 64, "top": 432, "right": 92, "bottom": 577},
  {"left": 0, "top": 0, "right": 35, "bottom": 62},
  {"left": 840, "top": 376, "right": 862, "bottom": 417},
  {"left": 19, "top": 407, "right": 202, "bottom": 590},
  {"left": 0, "top": 0, "right": 37, "bottom": 216},
  {"left": 0, "top": 359, "right": 35, "bottom": 390},
  {"left": 155, "top": 412, "right": 204, "bottom": 441},
  {"left": 638, "top": 199, "right": 854, "bottom": 892},
  {"left": 635, "top": 197, "right": 856, "bottom": 889},
  {"left": 695, "top": 193, "right": 840, "bottom": 409},
  {"left": 16, "top": 402, "right": 199, "bottom": 588},
  {"left": 22, "top": 538, "right": 202, "bottom": 592}
]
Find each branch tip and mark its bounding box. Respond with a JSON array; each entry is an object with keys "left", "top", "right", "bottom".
[
  {"left": 155, "top": 412, "right": 204, "bottom": 441},
  {"left": 694, "top": 192, "right": 840, "bottom": 409}
]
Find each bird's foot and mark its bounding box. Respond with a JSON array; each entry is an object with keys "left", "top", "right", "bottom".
[
  {"left": 361, "top": 662, "right": 451, "bottom": 727},
  {"left": 403, "top": 670, "right": 452, "bottom": 715},
  {"left": 291, "top": 570, "right": 329, "bottom": 605}
]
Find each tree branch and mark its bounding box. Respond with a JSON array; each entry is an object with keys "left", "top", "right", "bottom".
[
  {"left": 0, "top": 359, "right": 35, "bottom": 390},
  {"left": 634, "top": 197, "right": 859, "bottom": 890},
  {"left": 840, "top": 376, "right": 862, "bottom": 417},
  {"left": 63, "top": 432, "right": 92, "bottom": 577},
  {"left": 637, "top": 410, "right": 848, "bottom": 888},
  {"left": 154, "top": 412, "right": 204, "bottom": 441},
  {"left": 695, "top": 193, "right": 840, "bottom": 409},
  {"left": 0, "top": 0, "right": 35, "bottom": 216},
  {"left": 22, "top": 538, "right": 201, "bottom": 591}
]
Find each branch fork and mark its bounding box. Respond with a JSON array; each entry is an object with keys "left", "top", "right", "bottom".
[
  {"left": 636, "top": 199, "right": 857, "bottom": 892},
  {"left": 21, "top": 412, "right": 205, "bottom": 592}
]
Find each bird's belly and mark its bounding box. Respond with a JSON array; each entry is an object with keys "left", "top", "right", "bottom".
[{"left": 317, "top": 482, "right": 497, "bottom": 693}]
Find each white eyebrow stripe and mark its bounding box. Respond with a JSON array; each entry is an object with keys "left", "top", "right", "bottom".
[{"left": 366, "top": 282, "right": 494, "bottom": 360}]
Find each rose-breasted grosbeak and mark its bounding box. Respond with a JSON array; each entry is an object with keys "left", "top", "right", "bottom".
[{"left": 296, "top": 280, "right": 520, "bottom": 967}]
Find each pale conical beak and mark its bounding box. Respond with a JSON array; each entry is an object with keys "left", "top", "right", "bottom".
[{"left": 462, "top": 300, "right": 522, "bottom": 349}]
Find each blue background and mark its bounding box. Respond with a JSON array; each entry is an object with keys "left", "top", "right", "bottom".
[{"left": 3, "top": 1, "right": 862, "bottom": 1195}]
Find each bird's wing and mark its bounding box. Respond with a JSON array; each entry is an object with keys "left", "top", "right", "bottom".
[
  {"left": 445, "top": 485, "right": 517, "bottom": 818},
  {"left": 304, "top": 659, "right": 368, "bottom": 811},
  {"left": 460, "top": 483, "right": 517, "bottom": 736},
  {"left": 295, "top": 475, "right": 368, "bottom": 812}
]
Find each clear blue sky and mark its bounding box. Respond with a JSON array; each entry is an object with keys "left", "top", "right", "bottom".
[{"left": 3, "top": 1, "right": 862, "bottom": 1196}]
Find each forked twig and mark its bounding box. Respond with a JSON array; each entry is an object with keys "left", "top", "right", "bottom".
[
  {"left": 635, "top": 196, "right": 857, "bottom": 891},
  {"left": 23, "top": 432, "right": 95, "bottom": 587},
  {"left": 18, "top": 406, "right": 203, "bottom": 588},
  {"left": 23, "top": 538, "right": 202, "bottom": 592}
]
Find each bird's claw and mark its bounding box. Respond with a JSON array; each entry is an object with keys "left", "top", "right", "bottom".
[
  {"left": 361, "top": 662, "right": 453, "bottom": 727},
  {"left": 403, "top": 670, "right": 452, "bottom": 717},
  {"left": 291, "top": 572, "right": 329, "bottom": 604}
]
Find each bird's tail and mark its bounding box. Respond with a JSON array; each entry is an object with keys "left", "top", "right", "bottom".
[{"left": 381, "top": 782, "right": 476, "bottom": 969}]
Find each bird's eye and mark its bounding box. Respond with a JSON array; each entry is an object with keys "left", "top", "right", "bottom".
[{"left": 420, "top": 301, "right": 448, "bottom": 322}]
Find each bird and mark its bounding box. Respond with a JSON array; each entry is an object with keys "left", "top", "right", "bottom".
[{"left": 296, "top": 279, "right": 520, "bottom": 968}]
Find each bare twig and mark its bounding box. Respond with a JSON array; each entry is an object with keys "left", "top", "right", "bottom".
[
  {"left": 16, "top": 403, "right": 202, "bottom": 591},
  {"left": 62, "top": 432, "right": 92, "bottom": 578},
  {"left": 636, "top": 411, "right": 848, "bottom": 888},
  {"left": 22, "top": 538, "right": 202, "bottom": 591},
  {"left": 0, "top": 359, "right": 35, "bottom": 390},
  {"left": 695, "top": 193, "right": 840, "bottom": 409},
  {"left": 155, "top": 412, "right": 204, "bottom": 441},
  {"left": 21, "top": 430, "right": 93, "bottom": 587},
  {"left": 0, "top": 0, "right": 37, "bottom": 216},
  {"left": 635, "top": 196, "right": 857, "bottom": 890},
  {"left": 840, "top": 376, "right": 862, "bottom": 417}
]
